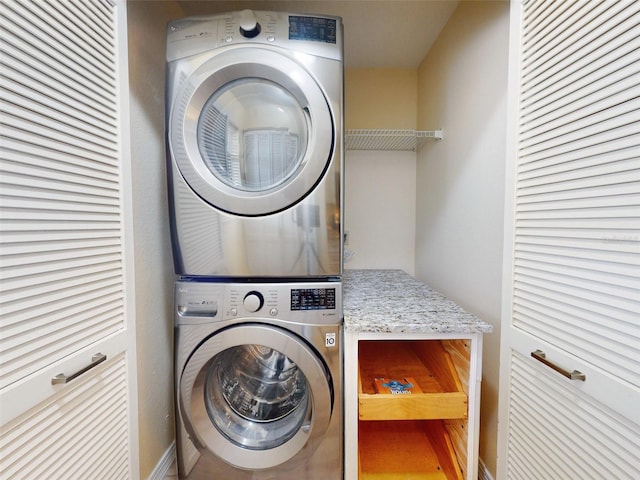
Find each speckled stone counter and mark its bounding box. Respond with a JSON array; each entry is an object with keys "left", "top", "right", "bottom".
[{"left": 343, "top": 269, "right": 493, "bottom": 334}]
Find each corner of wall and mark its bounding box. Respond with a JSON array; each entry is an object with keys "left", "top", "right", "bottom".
[
  {"left": 413, "top": 2, "right": 510, "bottom": 478},
  {"left": 127, "top": 1, "right": 183, "bottom": 478}
]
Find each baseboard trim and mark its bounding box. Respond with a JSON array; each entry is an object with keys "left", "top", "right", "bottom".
[
  {"left": 147, "top": 441, "right": 176, "bottom": 480},
  {"left": 478, "top": 458, "right": 495, "bottom": 480},
  {"left": 149, "top": 442, "right": 492, "bottom": 480}
]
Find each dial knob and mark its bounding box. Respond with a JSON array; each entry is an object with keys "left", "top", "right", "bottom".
[
  {"left": 239, "top": 9, "right": 261, "bottom": 38},
  {"left": 243, "top": 291, "right": 264, "bottom": 312}
]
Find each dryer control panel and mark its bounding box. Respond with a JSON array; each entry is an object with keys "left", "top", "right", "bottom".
[
  {"left": 288, "top": 15, "right": 337, "bottom": 43},
  {"left": 166, "top": 10, "right": 343, "bottom": 63}
]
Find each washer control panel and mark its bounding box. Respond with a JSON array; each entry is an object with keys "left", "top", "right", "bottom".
[
  {"left": 291, "top": 287, "right": 336, "bottom": 310},
  {"left": 175, "top": 280, "right": 341, "bottom": 324}
]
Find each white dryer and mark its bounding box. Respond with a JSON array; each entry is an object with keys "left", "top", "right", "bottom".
[
  {"left": 174, "top": 279, "right": 343, "bottom": 479},
  {"left": 166, "top": 11, "right": 343, "bottom": 278}
]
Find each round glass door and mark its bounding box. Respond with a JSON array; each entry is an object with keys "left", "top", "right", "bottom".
[
  {"left": 180, "top": 324, "right": 333, "bottom": 470},
  {"left": 197, "top": 78, "right": 309, "bottom": 193},
  {"left": 206, "top": 344, "right": 309, "bottom": 450},
  {"left": 169, "top": 48, "right": 334, "bottom": 216}
]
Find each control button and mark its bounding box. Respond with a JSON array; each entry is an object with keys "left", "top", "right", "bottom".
[
  {"left": 239, "top": 9, "right": 261, "bottom": 38},
  {"left": 267, "top": 35, "right": 275, "bottom": 42},
  {"left": 243, "top": 291, "right": 264, "bottom": 312},
  {"left": 224, "top": 35, "right": 233, "bottom": 43},
  {"left": 229, "top": 308, "right": 237, "bottom": 316},
  {"left": 270, "top": 308, "right": 278, "bottom": 316}
]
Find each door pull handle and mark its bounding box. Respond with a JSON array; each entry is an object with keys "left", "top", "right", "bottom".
[
  {"left": 51, "top": 353, "right": 107, "bottom": 385},
  {"left": 531, "top": 350, "right": 585, "bottom": 381}
]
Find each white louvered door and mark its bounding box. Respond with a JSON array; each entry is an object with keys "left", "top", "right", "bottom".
[
  {"left": 0, "top": 0, "right": 138, "bottom": 478},
  {"left": 498, "top": 1, "right": 640, "bottom": 479}
]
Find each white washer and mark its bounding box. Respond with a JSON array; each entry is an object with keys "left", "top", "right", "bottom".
[
  {"left": 174, "top": 279, "right": 343, "bottom": 479},
  {"left": 166, "top": 10, "right": 343, "bottom": 278}
]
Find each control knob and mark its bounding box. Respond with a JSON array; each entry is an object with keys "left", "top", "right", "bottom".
[
  {"left": 239, "top": 9, "right": 261, "bottom": 38},
  {"left": 243, "top": 291, "right": 264, "bottom": 312}
]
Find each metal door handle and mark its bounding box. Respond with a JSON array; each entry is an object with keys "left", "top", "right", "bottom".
[
  {"left": 51, "top": 353, "right": 107, "bottom": 385},
  {"left": 531, "top": 350, "right": 585, "bottom": 381}
]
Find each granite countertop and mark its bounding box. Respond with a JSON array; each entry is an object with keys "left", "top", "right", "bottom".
[{"left": 343, "top": 269, "right": 493, "bottom": 334}]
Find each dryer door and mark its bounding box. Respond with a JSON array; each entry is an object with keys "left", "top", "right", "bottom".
[
  {"left": 179, "top": 324, "right": 333, "bottom": 470},
  {"left": 169, "top": 47, "right": 334, "bottom": 216}
]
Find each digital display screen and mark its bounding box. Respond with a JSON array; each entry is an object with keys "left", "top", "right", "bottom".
[
  {"left": 289, "top": 16, "right": 337, "bottom": 44},
  {"left": 291, "top": 288, "right": 336, "bottom": 310}
]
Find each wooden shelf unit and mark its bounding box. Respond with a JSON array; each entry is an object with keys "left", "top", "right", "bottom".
[
  {"left": 358, "top": 340, "right": 468, "bottom": 421},
  {"left": 358, "top": 420, "right": 464, "bottom": 480},
  {"left": 357, "top": 340, "right": 470, "bottom": 480}
]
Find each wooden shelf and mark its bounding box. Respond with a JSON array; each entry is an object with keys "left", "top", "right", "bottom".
[
  {"left": 358, "top": 420, "right": 464, "bottom": 480},
  {"left": 358, "top": 341, "right": 467, "bottom": 420}
]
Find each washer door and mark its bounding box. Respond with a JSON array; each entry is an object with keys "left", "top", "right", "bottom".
[
  {"left": 180, "top": 324, "right": 333, "bottom": 470},
  {"left": 169, "top": 47, "right": 334, "bottom": 216}
]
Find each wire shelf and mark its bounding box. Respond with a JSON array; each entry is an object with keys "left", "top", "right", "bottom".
[{"left": 345, "top": 129, "right": 443, "bottom": 151}]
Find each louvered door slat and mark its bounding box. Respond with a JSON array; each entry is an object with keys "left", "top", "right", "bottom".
[
  {"left": 1, "top": 269, "right": 122, "bottom": 310},
  {"left": 0, "top": 194, "right": 120, "bottom": 215},
  {"left": 1, "top": 124, "right": 118, "bottom": 169},
  {"left": 522, "top": 0, "right": 585, "bottom": 49},
  {"left": 0, "top": 31, "right": 115, "bottom": 115},
  {"left": 1, "top": 140, "right": 121, "bottom": 181},
  {"left": 521, "top": 91, "right": 640, "bottom": 148},
  {"left": 0, "top": 185, "right": 119, "bottom": 212},
  {"left": 1, "top": 59, "right": 117, "bottom": 131},
  {"left": 0, "top": 47, "right": 117, "bottom": 122},
  {"left": 1, "top": 137, "right": 120, "bottom": 176},
  {"left": 1, "top": 76, "right": 118, "bottom": 143},
  {"left": 522, "top": 1, "right": 637, "bottom": 93},
  {"left": 2, "top": 1, "right": 116, "bottom": 92},
  {"left": 516, "top": 256, "right": 639, "bottom": 296},
  {"left": 1, "top": 105, "right": 118, "bottom": 157},
  {"left": 519, "top": 121, "right": 640, "bottom": 163},
  {"left": 518, "top": 158, "right": 639, "bottom": 192},
  {"left": 34, "top": 0, "right": 115, "bottom": 61},
  {"left": 1, "top": 236, "right": 120, "bottom": 258},
  {"left": 0, "top": 35, "right": 115, "bottom": 118},
  {"left": 516, "top": 250, "right": 638, "bottom": 284},
  {"left": 2, "top": 301, "right": 122, "bottom": 352}
]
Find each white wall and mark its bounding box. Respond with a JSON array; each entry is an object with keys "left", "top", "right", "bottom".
[
  {"left": 415, "top": 2, "right": 509, "bottom": 476},
  {"left": 344, "top": 150, "right": 416, "bottom": 275},
  {"left": 343, "top": 68, "right": 417, "bottom": 274},
  {"left": 127, "top": 1, "right": 184, "bottom": 477}
]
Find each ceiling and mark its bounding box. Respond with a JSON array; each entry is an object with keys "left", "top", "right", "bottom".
[{"left": 176, "top": 1, "right": 459, "bottom": 68}]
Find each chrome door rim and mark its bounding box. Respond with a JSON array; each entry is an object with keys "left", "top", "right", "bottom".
[
  {"left": 179, "top": 324, "right": 333, "bottom": 470},
  {"left": 169, "top": 47, "right": 334, "bottom": 216}
]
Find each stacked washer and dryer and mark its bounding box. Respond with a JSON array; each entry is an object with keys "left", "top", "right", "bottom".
[{"left": 165, "top": 10, "right": 344, "bottom": 480}]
